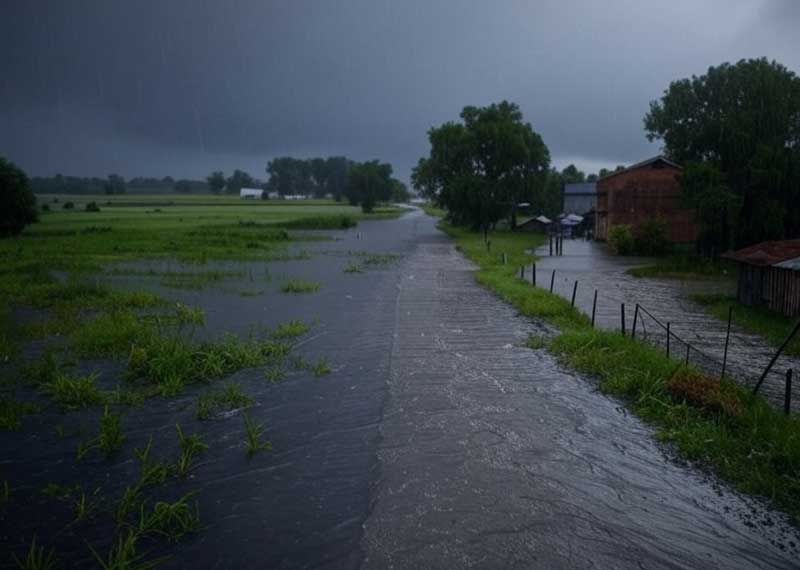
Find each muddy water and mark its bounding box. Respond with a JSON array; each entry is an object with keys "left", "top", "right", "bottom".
[
  {"left": 2, "top": 211, "right": 798, "bottom": 568},
  {"left": 532, "top": 240, "right": 800, "bottom": 411}
]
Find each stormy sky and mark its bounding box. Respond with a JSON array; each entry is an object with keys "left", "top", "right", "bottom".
[{"left": 2, "top": 1, "right": 799, "bottom": 184}]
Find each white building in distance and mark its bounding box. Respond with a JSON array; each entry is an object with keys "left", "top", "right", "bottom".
[{"left": 240, "top": 188, "right": 263, "bottom": 199}]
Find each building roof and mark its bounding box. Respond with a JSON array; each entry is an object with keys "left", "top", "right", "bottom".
[
  {"left": 722, "top": 240, "right": 800, "bottom": 267},
  {"left": 598, "top": 155, "right": 681, "bottom": 182},
  {"left": 564, "top": 182, "right": 597, "bottom": 195}
]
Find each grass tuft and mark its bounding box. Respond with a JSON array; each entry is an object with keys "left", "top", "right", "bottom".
[
  {"left": 41, "top": 371, "right": 106, "bottom": 410},
  {"left": 243, "top": 413, "right": 272, "bottom": 458},
  {"left": 280, "top": 279, "right": 321, "bottom": 294},
  {"left": 271, "top": 319, "right": 311, "bottom": 340},
  {"left": 12, "top": 536, "right": 57, "bottom": 570},
  {"left": 196, "top": 382, "right": 254, "bottom": 420},
  {"left": 174, "top": 424, "right": 208, "bottom": 478}
]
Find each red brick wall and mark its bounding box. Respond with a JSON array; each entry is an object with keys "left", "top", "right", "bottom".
[{"left": 595, "top": 162, "right": 697, "bottom": 243}]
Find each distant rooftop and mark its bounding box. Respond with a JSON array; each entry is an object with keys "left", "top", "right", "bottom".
[
  {"left": 723, "top": 240, "right": 800, "bottom": 267},
  {"left": 598, "top": 155, "right": 681, "bottom": 182},
  {"left": 564, "top": 182, "right": 597, "bottom": 195}
]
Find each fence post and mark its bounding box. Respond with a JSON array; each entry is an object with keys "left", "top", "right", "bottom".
[
  {"left": 631, "top": 304, "right": 639, "bottom": 339},
  {"left": 487, "top": 240, "right": 491, "bottom": 252},
  {"left": 571, "top": 281, "right": 578, "bottom": 307},
  {"left": 721, "top": 306, "right": 732, "bottom": 380},
  {"left": 550, "top": 270, "right": 556, "bottom": 293},
  {"left": 520, "top": 265, "right": 524, "bottom": 279},
  {"left": 549, "top": 235, "right": 553, "bottom": 256},
  {"left": 621, "top": 303, "right": 626, "bottom": 336},
  {"left": 666, "top": 322, "right": 671, "bottom": 357},
  {"left": 786, "top": 369, "right": 793, "bottom": 416},
  {"left": 753, "top": 319, "right": 800, "bottom": 394},
  {"left": 532, "top": 263, "right": 536, "bottom": 287},
  {"left": 685, "top": 344, "right": 691, "bottom": 366},
  {"left": 591, "top": 290, "right": 597, "bottom": 328}
]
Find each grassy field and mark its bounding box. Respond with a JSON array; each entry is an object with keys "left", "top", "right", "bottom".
[
  {"left": 0, "top": 194, "right": 408, "bottom": 565},
  {"left": 434, "top": 216, "right": 800, "bottom": 524},
  {"left": 692, "top": 294, "right": 800, "bottom": 357}
]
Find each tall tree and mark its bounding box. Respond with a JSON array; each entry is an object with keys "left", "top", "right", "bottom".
[
  {"left": 345, "top": 161, "right": 393, "bottom": 212},
  {"left": 104, "top": 174, "right": 126, "bottom": 195},
  {"left": 225, "top": 170, "right": 255, "bottom": 195},
  {"left": 644, "top": 58, "right": 800, "bottom": 248},
  {"left": 206, "top": 171, "right": 226, "bottom": 194},
  {"left": 412, "top": 101, "right": 550, "bottom": 230},
  {"left": 0, "top": 157, "right": 38, "bottom": 237}
]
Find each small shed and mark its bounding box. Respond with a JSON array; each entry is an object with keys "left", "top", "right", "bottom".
[
  {"left": 517, "top": 215, "right": 552, "bottom": 233},
  {"left": 240, "top": 188, "right": 263, "bottom": 199},
  {"left": 723, "top": 240, "right": 800, "bottom": 316}
]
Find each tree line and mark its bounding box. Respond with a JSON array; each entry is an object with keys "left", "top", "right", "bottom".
[{"left": 29, "top": 174, "right": 211, "bottom": 195}]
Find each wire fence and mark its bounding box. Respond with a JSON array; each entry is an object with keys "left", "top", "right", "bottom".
[{"left": 507, "top": 256, "right": 797, "bottom": 415}]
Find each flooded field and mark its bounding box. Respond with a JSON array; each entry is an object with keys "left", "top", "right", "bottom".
[
  {"left": 533, "top": 239, "right": 800, "bottom": 412},
  {"left": 2, "top": 210, "right": 799, "bottom": 568}
]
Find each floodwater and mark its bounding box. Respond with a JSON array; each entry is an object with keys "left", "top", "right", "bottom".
[
  {"left": 532, "top": 239, "right": 800, "bottom": 412},
  {"left": 2, "top": 210, "right": 798, "bottom": 569}
]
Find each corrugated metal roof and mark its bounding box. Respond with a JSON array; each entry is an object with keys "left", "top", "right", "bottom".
[
  {"left": 773, "top": 256, "right": 800, "bottom": 270},
  {"left": 597, "top": 155, "right": 681, "bottom": 182},
  {"left": 564, "top": 182, "right": 597, "bottom": 195},
  {"left": 723, "top": 240, "right": 800, "bottom": 267}
]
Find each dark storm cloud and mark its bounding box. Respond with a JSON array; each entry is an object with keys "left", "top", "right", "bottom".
[{"left": 2, "top": 0, "right": 799, "bottom": 182}]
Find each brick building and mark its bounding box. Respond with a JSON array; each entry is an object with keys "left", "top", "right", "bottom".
[{"left": 595, "top": 156, "right": 697, "bottom": 243}]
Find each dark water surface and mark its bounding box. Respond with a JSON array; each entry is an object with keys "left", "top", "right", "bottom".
[{"left": 2, "top": 211, "right": 798, "bottom": 569}]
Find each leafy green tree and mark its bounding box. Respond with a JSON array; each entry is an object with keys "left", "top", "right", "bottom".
[
  {"left": 390, "top": 178, "right": 411, "bottom": 203},
  {"left": 560, "top": 164, "right": 585, "bottom": 184},
  {"left": 206, "top": 171, "right": 226, "bottom": 194},
  {"left": 0, "top": 157, "right": 38, "bottom": 237},
  {"left": 412, "top": 101, "right": 550, "bottom": 230},
  {"left": 679, "top": 162, "right": 738, "bottom": 257},
  {"left": 346, "top": 161, "right": 393, "bottom": 212},
  {"left": 645, "top": 57, "right": 800, "bottom": 248},
  {"left": 225, "top": 170, "right": 256, "bottom": 195}
]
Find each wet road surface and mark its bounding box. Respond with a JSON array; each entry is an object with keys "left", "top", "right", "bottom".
[
  {"left": 3, "top": 210, "right": 798, "bottom": 568},
  {"left": 532, "top": 239, "right": 800, "bottom": 412}
]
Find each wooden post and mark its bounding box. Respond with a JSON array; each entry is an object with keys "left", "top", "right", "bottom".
[
  {"left": 487, "top": 240, "right": 491, "bottom": 252},
  {"left": 721, "top": 306, "right": 732, "bottom": 380},
  {"left": 571, "top": 281, "right": 578, "bottom": 307},
  {"left": 685, "top": 344, "right": 691, "bottom": 366},
  {"left": 550, "top": 270, "right": 555, "bottom": 293},
  {"left": 666, "top": 322, "right": 671, "bottom": 357},
  {"left": 785, "top": 369, "right": 793, "bottom": 416},
  {"left": 621, "top": 303, "right": 626, "bottom": 336},
  {"left": 532, "top": 263, "right": 536, "bottom": 287},
  {"left": 591, "top": 290, "right": 597, "bottom": 327},
  {"left": 549, "top": 235, "right": 553, "bottom": 256},
  {"left": 754, "top": 318, "right": 800, "bottom": 394},
  {"left": 631, "top": 304, "right": 639, "bottom": 339}
]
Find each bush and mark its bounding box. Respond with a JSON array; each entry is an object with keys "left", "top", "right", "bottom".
[
  {"left": 0, "top": 156, "right": 38, "bottom": 237},
  {"left": 608, "top": 224, "right": 635, "bottom": 255},
  {"left": 85, "top": 201, "right": 101, "bottom": 212},
  {"left": 41, "top": 204, "right": 50, "bottom": 212},
  {"left": 637, "top": 217, "right": 671, "bottom": 256},
  {"left": 63, "top": 201, "right": 75, "bottom": 210}
]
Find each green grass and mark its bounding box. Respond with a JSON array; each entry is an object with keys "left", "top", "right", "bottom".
[
  {"left": 628, "top": 255, "right": 735, "bottom": 280},
  {"left": 692, "top": 294, "right": 800, "bottom": 356},
  {"left": 280, "top": 279, "right": 321, "bottom": 294},
  {"left": 271, "top": 319, "right": 311, "bottom": 340},
  {"left": 421, "top": 202, "right": 446, "bottom": 218},
  {"left": 12, "top": 536, "right": 57, "bottom": 570},
  {"left": 174, "top": 424, "right": 208, "bottom": 478},
  {"left": 311, "top": 358, "right": 331, "bottom": 377},
  {"left": 196, "top": 382, "right": 254, "bottom": 420},
  {"left": 243, "top": 413, "right": 272, "bottom": 458},
  {"left": 40, "top": 371, "right": 106, "bottom": 410},
  {"left": 0, "top": 396, "right": 40, "bottom": 430},
  {"left": 136, "top": 492, "right": 201, "bottom": 542},
  {"left": 77, "top": 406, "right": 126, "bottom": 460},
  {"left": 443, "top": 220, "right": 800, "bottom": 522},
  {"left": 343, "top": 262, "right": 363, "bottom": 273}
]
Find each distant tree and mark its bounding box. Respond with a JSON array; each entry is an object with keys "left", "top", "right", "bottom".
[
  {"left": 325, "top": 156, "right": 351, "bottom": 201},
  {"left": 346, "top": 161, "right": 394, "bottom": 212},
  {"left": 413, "top": 101, "right": 550, "bottom": 229},
  {"left": 225, "top": 170, "right": 256, "bottom": 195},
  {"left": 560, "top": 164, "right": 585, "bottom": 184},
  {"left": 206, "top": 171, "right": 226, "bottom": 194},
  {"left": 0, "top": 157, "right": 38, "bottom": 237},
  {"left": 586, "top": 173, "right": 598, "bottom": 182},
  {"left": 104, "top": 174, "right": 126, "bottom": 195},
  {"left": 645, "top": 57, "right": 800, "bottom": 248},
  {"left": 390, "top": 178, "right": 411, "bottom": 203},
  {"left": 174, "top": 179, "right": 193, "bottom": 193}
]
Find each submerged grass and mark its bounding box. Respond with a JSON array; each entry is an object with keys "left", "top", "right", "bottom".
[
  {"left": 628, "top": 255, "right": 735, "bottom": 280},
  {"left": 280, "top": 279, "right": 321, "bottom": 294},
  {"left": 196, "top": 382, "right": 254, "bottom": 420},
  {"left": 444, "top": 221, "right": 800, "bottom": 522},
  {"left": 692, "top": 293, "right": 800, "bottom": 357}
]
